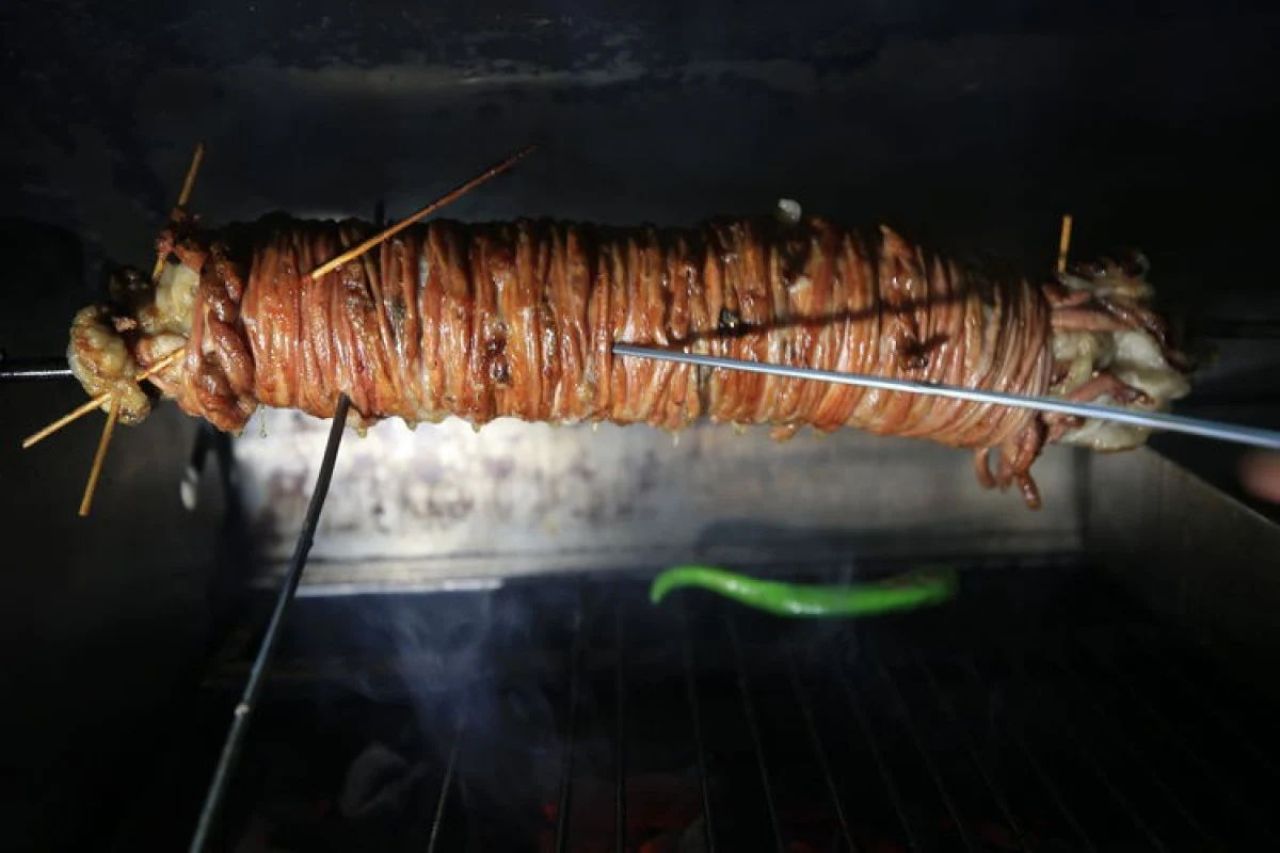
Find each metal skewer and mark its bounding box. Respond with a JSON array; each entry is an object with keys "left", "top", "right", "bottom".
[
  {"left": 0, "top": 353, "right": 73, "bottom": 382},
  {"left": 612, "top": 344, "right": 1280, "bottom": 451}
]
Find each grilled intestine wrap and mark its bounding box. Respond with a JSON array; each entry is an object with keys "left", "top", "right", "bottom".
[{"left": 67, "top": 212, "right": 1190, "bottom": 508}]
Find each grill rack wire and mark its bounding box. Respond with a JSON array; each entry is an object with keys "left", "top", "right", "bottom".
[{"left": 151, "top": 552, "right": 1280, "bottom": 851}]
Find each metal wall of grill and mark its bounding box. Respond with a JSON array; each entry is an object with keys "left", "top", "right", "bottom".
[{"left": 120, "top": 558, "right": 1280, "bottom": 851}]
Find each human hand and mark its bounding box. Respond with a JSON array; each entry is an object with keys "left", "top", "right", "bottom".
[{"left": 1240, "top": 452, "right": 1280, "bottom": 503}]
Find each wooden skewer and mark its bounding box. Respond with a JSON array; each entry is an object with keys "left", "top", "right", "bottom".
[
  {"left": 176, "top": 142, "right": 206, "bottom": 208},
  {"left": 21, "top": 347, "right": 186, "bottom": 449},
  {"left": 307, "top": 144, "right": 536, "bottom": 280},
  {"left": 1056, "top": 213, "right": 1073, "bottom": 273},
  {"left": 78, "top": 396, "right": 121, "bottom": 516},
  {"left": 151, "top": 141, "right": 207, "bottom": 282},
  {"left": 23, "top": 396, "right": 111, "bottom": 450}
]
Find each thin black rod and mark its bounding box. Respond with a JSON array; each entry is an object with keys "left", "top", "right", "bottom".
[
  {"left": 911, "top": 651, "right": 1026, "bottom": 850},
  {"left": 427, "top": 729, "right": 462, "bottom": 853},
  {"left": 835, "top": 660, "right": 921, "bottom": 851},
  {"left": 1003, "top": 651, "right": 1167, "bottom": 851},
  {"left": 1126, "top": 628, "right": 1280, "bottom": 780},
  {"left": 679, "top": 601, "right": 716, "bottom": 853},
  {"left": 1049, "top": 653, "right": 1215, "bottom": 845},
  {"left": 0, "top": 356, "right": 73, "bottom": 382},
  {"left": 188, "top": 394, "right": 351, "bottom": 852},
  {"left": 554, "top": 600, "right": 584, "bottom": 853},
  {"left": 725, "top": 616, "right": 785, "bottom": 853},
  {"left": 181, "top": 423, "right": 214, "bottom": 511},
  {"left": 875, "top": 661, "right": 977, "bottom": 851},
  {"left": 614, "top": 603, "right": 627, "bottom": 853},
  {"left": 1086, "top": 646, "right": 1279, "bottom": 843},
  {"left": 786, "top": 653, "right": 857, "bottom": 852},
  {"left": 960, "top": 657, "right": 1096, "bottom": 852}
]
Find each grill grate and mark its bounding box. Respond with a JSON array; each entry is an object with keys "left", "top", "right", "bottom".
[{"left": 128, "top": 558, "right": 1280, "bottom": 851}]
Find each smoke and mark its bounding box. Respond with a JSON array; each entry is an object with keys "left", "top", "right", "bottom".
[{"left": 276, "top": 581, "right": 588, "bottom": 844}]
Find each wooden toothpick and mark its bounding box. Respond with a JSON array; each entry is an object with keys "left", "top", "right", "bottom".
[
  {"left": 307, "top": 144, "right": 536, "bottom": 280},
  {"left": 23, "top": 396, "right": 113, "bottom": 451},
  {"left": 176, "top": 142, "right": 206, "bottom": 208},
  {"left": 1056, "top": 213, "right": 1073, "bottom": 273},
  {"left": 71, "top": 344, "right": 187, "bottom": 516},
  {"left": 22, "top": 346, "right": 185, "bottom": 449},
  {"left": 29, "top": 141, "right": 205, "bottom": 515},
  {"left": 151, "top": 141, "right": 206, "bottom": 282},
  {"left": 78, "top": 396, "right": 121, "bottom": 516}
]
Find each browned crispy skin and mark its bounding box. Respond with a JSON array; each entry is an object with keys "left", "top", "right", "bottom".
[{"left": 143, "top": 215, "right": 1054, "bottom": 501}]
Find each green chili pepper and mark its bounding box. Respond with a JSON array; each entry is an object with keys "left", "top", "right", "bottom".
[{"left": 649, "top": 565, "right": 957, "bottom": 618}]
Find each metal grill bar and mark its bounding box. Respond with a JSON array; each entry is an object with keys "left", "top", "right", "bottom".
[
  {"left": 835, "top": 661, "right": 921, "bottom": 851},
  {"left": 426, "top": 730, "right": 461, "bottom": 853},
  {"left": 875, "top": 660, "right": 977, "bottom": 851},
  {"left": 911, "top": 650, "right": 1025, "bottom": 848},
  {"left": 554, "top": 606, "right": 584, "bottom": 853},
  {"left": 1086, "top": 647, "right": 1280, "bottom": 843},
  {"left": 1003, "top": 651, "right": 1168, "bottom": 851},
  {"left": 786, "top": 653, "right": 857, "bottom": 852},
  {"left": 614, "top": 604, "right": 626, "bottom": 853},
  {"left": 189, "top": 393, "right": 350, "bottom": 853},
  {"left": 961, "top": 657, "right": 1097, "bottom": 852},
  {"left": 1050, "top": 653, "right": 1215, "bottom": 845},
  {"left": 725, "top": 616, "right": 785, "bottom": 853},
  {"left": 1128, "top": 630, "right": 1280, "bottom": 780},
  {"left": 679, "top": 603, "right": 716, "bottom": 853}
]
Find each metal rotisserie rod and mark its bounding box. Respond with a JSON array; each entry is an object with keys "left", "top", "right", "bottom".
[
  {"left": 612, "top": 344, "right": 1280, "bottom": 451},
  {"left": 0, "top": 356, "right": 73, "bottom": 382}
]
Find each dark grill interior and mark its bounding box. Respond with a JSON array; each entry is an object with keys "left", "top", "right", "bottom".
[{"left": 120, "top": 559, "right": 1280, "bottom": 850}]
